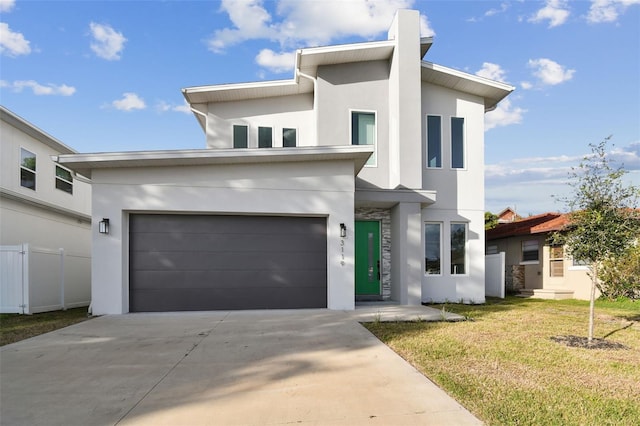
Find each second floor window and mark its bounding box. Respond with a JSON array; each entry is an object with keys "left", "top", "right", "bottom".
[
  {"left": 20, "top": 148, "right": 36, "bottom": 190},
  {"left": 451, "top": 117, "right": 465, "bottom": 169},
  {"left": 55, "top": 165, "right": 73, "bottom": 194},
  {"left": 426, "top": 115, "right": 442, "bottom": 168},
  {"left": 233, "top": 125, "right": 248, "bottom": 148},
  {"left": 351, "top": 111, "right": 376, "bottom": 166},
  {"left": 283, "top": 128, "right": 297, "bottom": 147},
  {"left": 258, "top": 126, "right": 273, "bottom": 148}
]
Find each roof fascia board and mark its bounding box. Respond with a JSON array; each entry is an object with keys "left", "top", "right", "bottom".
[
  {"left": 57, "top": 145, "right": 375, "bottom": 178},
  {"left": 421, "top": 61, "right": 515, "bottom": 92}
]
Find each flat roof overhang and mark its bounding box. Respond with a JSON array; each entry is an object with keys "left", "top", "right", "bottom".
[
  {"left": 56, "top": 145, "right": 375, "bottom": 179},
  {"left": 355, "top": 187, "right": 437, "bottom": 208}
]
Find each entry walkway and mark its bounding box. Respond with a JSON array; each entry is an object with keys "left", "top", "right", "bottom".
[{"left": 1, "top": 308, "right": 479, "bottom": 425}]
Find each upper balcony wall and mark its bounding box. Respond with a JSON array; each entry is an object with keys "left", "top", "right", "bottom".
[
  {"left": 205, "top": 93, "right": 314, "bottom": 149},
  {"left": 316, "top": 60, "right": 391, "bottom": 189},
  {"left": 421, "top": 83, "right": 486, "bottom": 210}
]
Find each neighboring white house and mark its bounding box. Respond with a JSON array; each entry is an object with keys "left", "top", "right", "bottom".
[
  {"left": 1, "top": 106, "right": 92, "bottom": 314},
  {"left": 58, "top": 10, "right": 514, "bottom": 315}
]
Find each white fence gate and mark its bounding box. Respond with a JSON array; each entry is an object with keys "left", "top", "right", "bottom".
[
  {"left": 0, "top": 244, "right": 90, "bottom": 314},
  {"left": 485, "top": 252, "right": 506, "bottom": 298},
  {"left": 0, "top": 244, "right": 29, "bottom": 314}
]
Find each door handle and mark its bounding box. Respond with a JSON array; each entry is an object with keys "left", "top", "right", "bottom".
[{"left": 377, "top": 260, "right": 381, "bottom": 280}]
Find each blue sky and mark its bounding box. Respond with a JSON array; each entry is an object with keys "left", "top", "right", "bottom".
[{"left": 1, "top": 0, "right": 639, "bottom": 215}]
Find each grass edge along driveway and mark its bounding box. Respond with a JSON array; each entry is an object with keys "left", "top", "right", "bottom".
[
  {"left": 364, "top": 297, "right": 640, "bottom": 426},
  {"left": 0, "top": 307, "right": 91, "bottom": 346}
]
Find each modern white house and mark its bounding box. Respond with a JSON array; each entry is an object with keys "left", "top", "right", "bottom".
[
  {"left": 58, "top": 10, "right": 514, "bottom": 315},
  {"left": 1, "top": 106, "right": 92, "bottom": 314}
]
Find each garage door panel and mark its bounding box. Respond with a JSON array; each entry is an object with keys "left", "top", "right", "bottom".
[
  {"left": 131, "top": 269, "right": 327, "bottom": 290},
  {"left": 130, "top": 286, "right": 327, "bottom": 312},
  {"left": 130, "top": 251, "right": 325, "bottom": 271},
  {"left": 131, "top": 232, "right": 326, "bottom": 253},
  {"left": 129, "top": 214, "right": 327, "bottom": 311}
]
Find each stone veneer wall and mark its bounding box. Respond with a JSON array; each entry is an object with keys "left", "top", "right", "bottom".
[{"left": 355, "top": 208, "right": 391, "bottom": 300}]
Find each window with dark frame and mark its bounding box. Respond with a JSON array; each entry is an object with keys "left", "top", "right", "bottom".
[
  {"left": 283, "top": 128, "right": 296, "bottom": 147},
  {"left": 426, "top": 115, "right": 442, "bottom": 168},
  {"left": 451, "top": 117, "right": 465, "bottom": 169},
  {"left": 258, "top": 126, "right": 273, "bottom": 148},
  {"left": 233, "top": 125, "right": 248, "bottom": 148},
  {"left": 424, "top": 222, "right": 442, "bottom": 275},
  {"left": 522, "top": 240, "right": 539, "bottom": 262},
  {"left": 20, "top": 148, "right": 36, "bottom": 190}
]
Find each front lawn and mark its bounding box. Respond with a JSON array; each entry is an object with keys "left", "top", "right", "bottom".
[
  {"left": 364, "top": 297, "right": 640, "bottom": 426},
  {"left": 0, "top": 307, "right": 92, "bottom": 346}
]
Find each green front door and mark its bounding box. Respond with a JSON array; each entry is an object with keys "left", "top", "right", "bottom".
[{"left": 355, "top": 221, "right": 381, "bottom": 295}]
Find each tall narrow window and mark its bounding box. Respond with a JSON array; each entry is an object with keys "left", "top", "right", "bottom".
[
  {"left": 426, "top": 115, "right": 441, "bottom": 168},
  {"left": 20, "top": 148, "right": 36, "bottom": 190},
  {"left": 258, "top": 126, "right": 273, "bottom": 148},
  {"left": 550, "top": 245, "right": 564, "bottom": 277},
  {"left": 522, "top": 240, "right": 539, "bottom": 262},
  {"left": 233, "top": 125, "right": 248, "bottom": 148},
  {"left": 424, "top": 222, "right": 442, "bottom": 275},
  {"left": 351, "top": 111, "right": 376, "bottom": 166},
  {"left": 55, "top": 165, "right": 73, "bottom": 194},
  {"left": 450, "top": 223, "right": 467, "bottom": 275},
  {"left": 451, "top": 117, "right": 465, "bottom": 169},
  {"left": 283, "top": 128, "right": 297, "bottom": 147}
]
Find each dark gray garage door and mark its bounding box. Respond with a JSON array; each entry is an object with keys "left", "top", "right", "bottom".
[{"left": 129, "top": 214, "right": 327, "bottom": 312}]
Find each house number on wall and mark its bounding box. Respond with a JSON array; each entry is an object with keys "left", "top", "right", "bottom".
[{"left": 340, "top": 239, "right": 345, "bottom": 266}]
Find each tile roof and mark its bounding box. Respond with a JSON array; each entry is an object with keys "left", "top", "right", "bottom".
[{"left": 486, "top": 212, "right": 569, "bottom": 240}]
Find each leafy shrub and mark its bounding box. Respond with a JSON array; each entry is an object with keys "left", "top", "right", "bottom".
[{"left": 599, "top": 245, "right": 640, "bottom": 300}]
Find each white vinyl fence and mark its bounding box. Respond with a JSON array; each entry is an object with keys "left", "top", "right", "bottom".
[
  {"left": 0, "top": 244, "right": 90, "bottom": 314},
  {"left": 485, "top": 252, "right": 506, "bottom": 298}
]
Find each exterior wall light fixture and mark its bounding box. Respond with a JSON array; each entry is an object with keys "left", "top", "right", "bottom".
[
  {"left": 340, "top": 223, "right": 347, "bottom": 238},
  {"left": 99, "top": 218, "right": 110, "bottom": 234}
]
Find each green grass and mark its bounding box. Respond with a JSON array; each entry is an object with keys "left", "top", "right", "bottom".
[
  {"left": 364, "top": 297, "right": 640, "bottom": 426},
  {"left": 0, "top": 307, "right": 92, "bottom": 346}
]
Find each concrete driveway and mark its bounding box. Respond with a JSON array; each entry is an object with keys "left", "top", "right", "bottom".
[{"left": 1, "top": 308, "right": 480, "bottom": 425}]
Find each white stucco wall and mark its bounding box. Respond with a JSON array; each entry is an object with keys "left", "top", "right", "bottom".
[
  {"left": 90, "top": 159, "right": 357, "bottom": 314},
  {"left": 206, "top": 94, "right": 315, "bottom": 149}
]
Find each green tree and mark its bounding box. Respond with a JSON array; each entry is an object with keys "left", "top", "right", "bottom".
[
  {"left": 485, "top": 211, "right": 499, "bottom": 230},
  {"left": 552, "top": 137, "right": 640, "bottom": 344}
]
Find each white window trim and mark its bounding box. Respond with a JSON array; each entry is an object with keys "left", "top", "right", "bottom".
[
  {"left": 450, "top": 222, "right": 469, "bottom": 276},
  {"left": 425, "top": 114, "right": 443, "bottom": 169},
  {"left": 20, "top": 147, "right": 36, "bottom": 190},
  {"left": 450, "top": 116, "right": 467, "bottom": 170},
  {"left": 55, "top": 164, "right": 73, "bottom": 194},
  {"left": 349, "top": 109, "right": 378, "bottom": 168},
  {"left": 424, "top": 221, "right": 443, "bottom": 276}
]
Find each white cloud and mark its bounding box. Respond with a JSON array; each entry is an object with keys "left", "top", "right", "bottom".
[
  {"left": 208, "top": 0, "right": 434, "bottom": 54},
  {"left": 520, "top": 81, "right": 533, "bottom": 90},
  {"left": 529, "top": 0, "right": 570, "bottom": 27},
  {"left": 527, "top": 58, "right": 575, "bottom": 86},
  {"left": 485, "top": 99, "right": 526, "bottom": 131},
  {"left": 89, "top": 22, "right": 126, "bottom": 60},
  {"left": 112, "top": 93, "right": 145, "bottom": 111},
  {"left": 0, "top": 22, "right": 31, "bottom": 56},
  {"left": 476, "top": 62, "right": 508, "bottom": 82},
  {"left": 156, "top": 100, "right": 191, "bottom": 114},
  {"left": 1, "top": 79, "right": 75, "bottom": 96},
  {"left": 587, "top": 0, "right": 640, "bottom": 23},
  {"left": 0, "top": 0, "right": 15, "bottom": 12},
  {"left": 255, "top": 49, "right": 295, "bottom": 73}
]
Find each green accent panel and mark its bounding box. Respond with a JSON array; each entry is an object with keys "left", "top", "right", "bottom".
[{"left": 355, "top": 221, "right": 381, "bottom": 295}]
